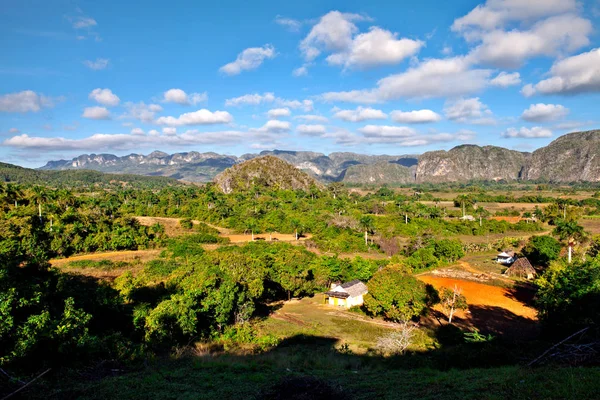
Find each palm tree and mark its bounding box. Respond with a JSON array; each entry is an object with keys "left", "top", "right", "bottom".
[
  {"left": 359, "top": 215, "right": 374, "bottom": 246},
  {"left": 30, "top": 186, "right": 48, "bottom": 220},
  {"left": 553, "top": 220, "right": 586, "bottom": 263}
]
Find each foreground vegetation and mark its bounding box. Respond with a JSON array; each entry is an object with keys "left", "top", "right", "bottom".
[{"left": 2, "top": 177, "right": 600, "bottom": 398}]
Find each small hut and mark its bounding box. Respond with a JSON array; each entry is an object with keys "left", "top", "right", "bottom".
[
  {"left": 504, "top": 257, "right": 536, "bottom": 280},
  {"left": 325, "top": 280, "right": 368, "bottom": 308},
  {"left": 496, "top": 250, "right": 516, "bottom": 265}
]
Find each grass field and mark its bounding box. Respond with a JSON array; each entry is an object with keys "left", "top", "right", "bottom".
[{"left": 28, "top": 354, "right": 600, "bottom": 399}]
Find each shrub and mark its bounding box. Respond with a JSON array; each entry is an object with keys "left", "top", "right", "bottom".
[{"left": 179, "top": 218, "right": 193, "bottom": 230}]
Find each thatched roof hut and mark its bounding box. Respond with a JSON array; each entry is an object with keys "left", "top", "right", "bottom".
[{"left": 504, "top": 257, "right": 536, "bottom": 280}]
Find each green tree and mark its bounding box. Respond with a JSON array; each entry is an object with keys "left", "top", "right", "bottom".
[
  {"left": 364, "top": 267, "right": 438, "bottom": 322},
  {"left": 522, "top": 235, "right": 562, "bottom": 268},
  {"left": 359, "top": 215, "right": 374, "bottom": 246},
  {"left": 439, "top": 286, "right": 468, "bottom": 324}
]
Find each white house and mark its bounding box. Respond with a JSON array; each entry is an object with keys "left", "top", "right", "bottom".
[
  {"left": 325, "top": 280, "right": 368, "bottom": 308},
  {"left": 496, "top": 251, "right": 516, "bottom": 265}
]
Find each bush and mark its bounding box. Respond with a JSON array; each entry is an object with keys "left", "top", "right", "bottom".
[{"left": 179, "top": 218, "right": 193, "bottom": 230}]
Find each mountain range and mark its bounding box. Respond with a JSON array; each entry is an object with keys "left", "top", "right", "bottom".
[{"left": 40, "top": 130, "right": 600, "bottom": 184}]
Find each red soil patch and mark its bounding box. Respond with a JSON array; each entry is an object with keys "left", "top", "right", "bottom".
[{"left": 418, "top": 276, "right": 537, "bottom": 320}]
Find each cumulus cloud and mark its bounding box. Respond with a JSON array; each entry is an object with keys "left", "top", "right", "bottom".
[
  {"left": 521, "top": 104, "right": 569, "bottom": 122},
  {"left": 131, "top": 128, "right": 145, "bottom": 135},
  {"left": 452, "top": 0, "right": 579, "bottom": 32},
  {"left": 275, "top": 16, "right": 302, "bottom": 32},
  {"left": 267, "top": 108, "right": 291, "bottom": 119},
  {"left": 88, "top": 88, "right": 120, "bottom": 107},
  {"left": 292, "top": 65, "right": 309, "bottom": 77},
  {"left": 122, "top": 102, "right": 163, "bottom": 123},
  {"left": 163, "top": 88, "right": 208, "bottom": 105},
  {"left": 326, "top": 27, "right": 423, "bottom": 69},
  {"left": 300, "top": 11, "right": 421, "bottom": 69},
  {"left": 225, "top": 93, "right": 312, "bottom": 111},
  {"left": 155, "top": 109, "right": 233, "bottom": 126},
  {"left": 527, "top": 48, "right": 600, "bottom": 95},
  {"left": 0, "top": 90, "right": 58, "bottom": 113},
  {"left": 344, "top": 125, "right": 476, "bottom": 146},
  {"left": 320, "top": 56, "right": 492, "bottom": 103},
  {"left": 466, "top": 15, "right": 592, "bottom": 68},
  {"left": 148, "top": 129, "right": 160, "bottom": 136},
  {"left": 251, "top": 120, "right": 291, "bottom": 134},
  {"left": 82, "top": 106, "right": 110, "bottom": 120},
  {"left": 219, "top": 45, "right": 276, "bottom": 75},
  {"left": 502, "top": 126, "right": 552, "bottom": 138},
  {"left": 294, "top": 114, "right": 329, "bottom": 123},
  {"left": 390, "top": 109, "right": 441, "bottom": 124},
  {"left": 333, "top": 106, "right": 387, "bottom": 122},
  {"left": 490, "top": 71, "right": 521, "bottom": 87},
  {"left": 83, "top": 58, "right": 109, "bottom": 70},
  {"left": 297, "top": 124, "right": 327, "bottom": 136},
  {"left": 162, "top": 127, "right": 176, "bottom": 136},
  {"left": 300, "top": 11, "right": 366, "bottom": 61},
  {"left": 225, "top": 92, "right": 275, "bottom": 106},
  {"left": 443, "top": 97, "right": 494, "bottom": 124}
]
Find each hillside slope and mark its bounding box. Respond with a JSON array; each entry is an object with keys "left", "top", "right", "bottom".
[
  {"left": 416, "top": 145, "right": 528, "bottom": 183},
  {"left": 213, "top": 155, "right": 321, "bottom": 193},
  {"left": 0, "top": 162, "right": 181, "bottom": 189},
  {"left": 525, "top": 130, "right": 600, "bottom": 182},
  {"left": 341, "top": 162, "right": 414, "bottom": 184}
]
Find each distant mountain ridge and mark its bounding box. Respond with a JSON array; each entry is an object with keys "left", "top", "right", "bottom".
[{"left": 40, "top": 129, "right": 600, "bottom": 184}]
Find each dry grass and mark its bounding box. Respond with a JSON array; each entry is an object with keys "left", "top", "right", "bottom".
[
  {"left": 580, "top": 218, "right": 600, "bottom": 235},
  {"left": 51, "top": 249, "right": 162, "bottom": 267}
]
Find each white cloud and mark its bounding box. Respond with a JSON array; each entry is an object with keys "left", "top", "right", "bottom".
[
  {"left": 294, "top": 114, "right": 329, "bottom": 123},
  {"left": 225, "top": 92, "right": 275, "bottom": 106},
  {"left": 293, "top": 65, "right": 309, "bottom": 77},
  {"left": 163, "top": 88, "right": 208, "bottom": 105},
  {"left": 82, "top": 106, "right": 110, "bottom": 120},
  {"left": 219, "top": 44, "right": 276, "bottom": 75},
  {"left": 275, "top": 16, "right": 302, "bottom": 32},
  {"left": 521, "top": 84, "right": 536, "bottom": 98},
  {"left": 327, "top": 27, "right": 423, "bottom": 69},
  {"left": 521, "top": 104, "right": 569, "bottom": 122},
  {"left": 346, "top": 125, "right": 476, "bottom": 146},
  {"left": 89, "top": 88, "right": 120, "bottom": 107},
  {"left": 358, "top": 125, "right": 416, "bottom": 139},
  {"left": 162, "top": 127, "right": 177, "bottom": 136},
  {"left": 452, "top": 0, "right": 579, "bottom": 32},
  {"left": 252, "top": 120, "right": 291, "bottom": 133},
  {"left": 148, "top": 129, "right": 160, "bottom": 136},
  {"left": 300, "top": 11, "right": 367, "bottom": 61},
  {"left": 390, "top": 109, "right": 442, "bottom": 124},
  {"left": 70, "top": 16, "right": 97, "bottom": 29},
  {"left": 83, "top": 58, "right": 109, "bottom": 70},
  {"left": 467, "top": 15, "right": 592, "bottom": 68},
  {"left": 155, "top": 109, "right": 233, "bottom": 126},
  {"left": 278, "top": 99, "right": 313, "bottom": 112},
  {"left": 0, "top": 90, "right": 57, "bottom": 113},
  {"left": 9, "top": 128, "right": 20, "bottom": 133},
  {"left": 443, "top": 97, "right": 493, "bottom": 124},
  {"left": 333, "top": 106, "right": 387, "bottom": 122},
  {"left": 490, "top": 71, "right": 521, "bottom": 87},
  {"left": 502, "top": 126, "right": 552, "bottom": 138},
  {"left": 224, "top": 92, "right": 312, "bottom": 112},
  {"left": 297, "top": 124, "right": 327, "bottom": 136},
  {"left": 267, "top": 108, "right": 291, "bottom": 119},
  {"left": 122, "top": 102, "right": 163, "bottom": 123},
  {"left": 528, "top": 48, "right": 600, "bottom": 95},
  {"left": 131, "top": 128, "right": 145, "bottom": 135},
  {"left": 321, "top": 56, "right": 492, "bottom": 103}
]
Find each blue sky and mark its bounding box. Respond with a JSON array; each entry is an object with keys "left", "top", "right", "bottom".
[{"left": 1, "top": 0, "right": 600, "bottom": 167}]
